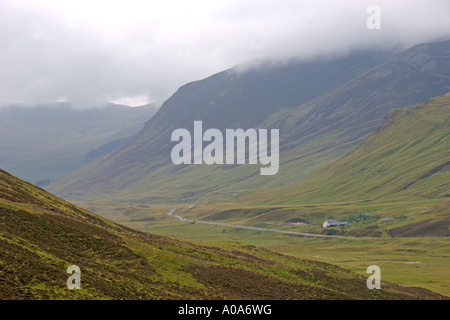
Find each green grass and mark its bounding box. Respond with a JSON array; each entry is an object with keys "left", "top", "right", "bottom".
[
  {"left": 143, "top": 218, "right": 450, "bottom": 297},
  {"left": 68, "top": 198, "right": 450, "bottom": 297},
  {"left": 4, "top": 169, "right": 444, "bottom": 299}
]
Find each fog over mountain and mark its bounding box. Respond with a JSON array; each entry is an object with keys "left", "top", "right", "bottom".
[{"left": 1, "top": 0, "right": 450, "bottom": 107}]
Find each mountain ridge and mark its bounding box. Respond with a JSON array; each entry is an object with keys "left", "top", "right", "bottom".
[{"left": 50, "top": 40, "right": 450, "bottom": 203}]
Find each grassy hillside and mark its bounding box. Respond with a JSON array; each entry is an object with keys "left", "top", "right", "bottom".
[
  {"left": 0, "top": 168, "right": 446, "bottom": 300},
  {"left": 252, "top": 92, "right": 450, "bottom": 205},
  {"left": 181, "top": 92, "right": 448, "bottom": 244}
]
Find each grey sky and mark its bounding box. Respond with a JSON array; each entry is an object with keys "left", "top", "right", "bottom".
[{"left": 1, "top": 0, "right": 449, "bottom": 108}]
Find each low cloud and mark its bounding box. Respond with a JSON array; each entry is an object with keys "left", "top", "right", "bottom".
[{"left": 1, "top": 0, "right": 449, "bottom": 108}]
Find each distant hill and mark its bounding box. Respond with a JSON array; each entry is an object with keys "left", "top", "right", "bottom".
[
  {"left": 50, "top": 40, "right": 450, "bottom": 203},
  {"left": 0, "top": 103, "right": 158, "bottom": 184},
  {"left": 0, "top": 168, "right": 445, "bottom": 299}
]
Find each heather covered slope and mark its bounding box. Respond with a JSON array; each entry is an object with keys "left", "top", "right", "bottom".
[
  {"left": 0, "top": 169, "right": 446, "bottom": 299},
  {"left": 50, "top": 40, "right": 450, "bottom": 202}
]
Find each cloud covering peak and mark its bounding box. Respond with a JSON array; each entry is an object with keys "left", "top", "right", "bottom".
[{"left": 1, "top": 0, "right": 449, "bottom": 107}]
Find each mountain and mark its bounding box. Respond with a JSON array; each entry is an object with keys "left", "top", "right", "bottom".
[
  {"left": 2, "top": 168, "right": 445, "bottom": 299},
  {"left": 50, "top": 40, "right": 450, "bottom": 202},
  {"left": 0, "top": 103, "right": 158, "bottom": 185},
  {"left": 252, "top": 92, "right": 450, "bottom": 204}
]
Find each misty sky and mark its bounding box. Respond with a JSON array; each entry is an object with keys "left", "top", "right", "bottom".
[{"left": 1, "top": 0, "right": 450, "bottom": 108}]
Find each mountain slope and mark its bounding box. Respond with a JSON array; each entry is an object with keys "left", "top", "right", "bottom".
[
  {"left": 0, "top": 168, "right": 446, "bottom": 299},
  {"left": 254, "top": 92, "right": 450, "bottom": 205},
  {"left": 49, "top": 50, "right": 393, "bottom": 197},
  {"left": 0, "top": 103, "right": 158, "bottom": 185},
  {"left": 50, "top": 40, "right": 450, "bottom": 202}
]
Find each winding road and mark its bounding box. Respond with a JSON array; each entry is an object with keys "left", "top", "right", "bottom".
[{"left": 166, "top": 208, "right": 376, "bottom": 239}]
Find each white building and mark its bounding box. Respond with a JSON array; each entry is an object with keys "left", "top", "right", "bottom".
[{"left": 322, "top": 219, "right": 349, "bottom": 228}]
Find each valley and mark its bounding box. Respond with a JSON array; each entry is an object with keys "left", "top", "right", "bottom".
[
  {"left": 69, "top": 199, "right": 450, "bottom": 297},
  {"left": 61, "top": 90, "right": 450, "bottom": 296},
  {"left": 3, "top": 169, "right": 445, "bottom": 299},
  {"left": 2, "top": 1, "right": 450, "bottom": 302},
  {"left": 2, "top": 40, "right": 449, "bottom": 300}
]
